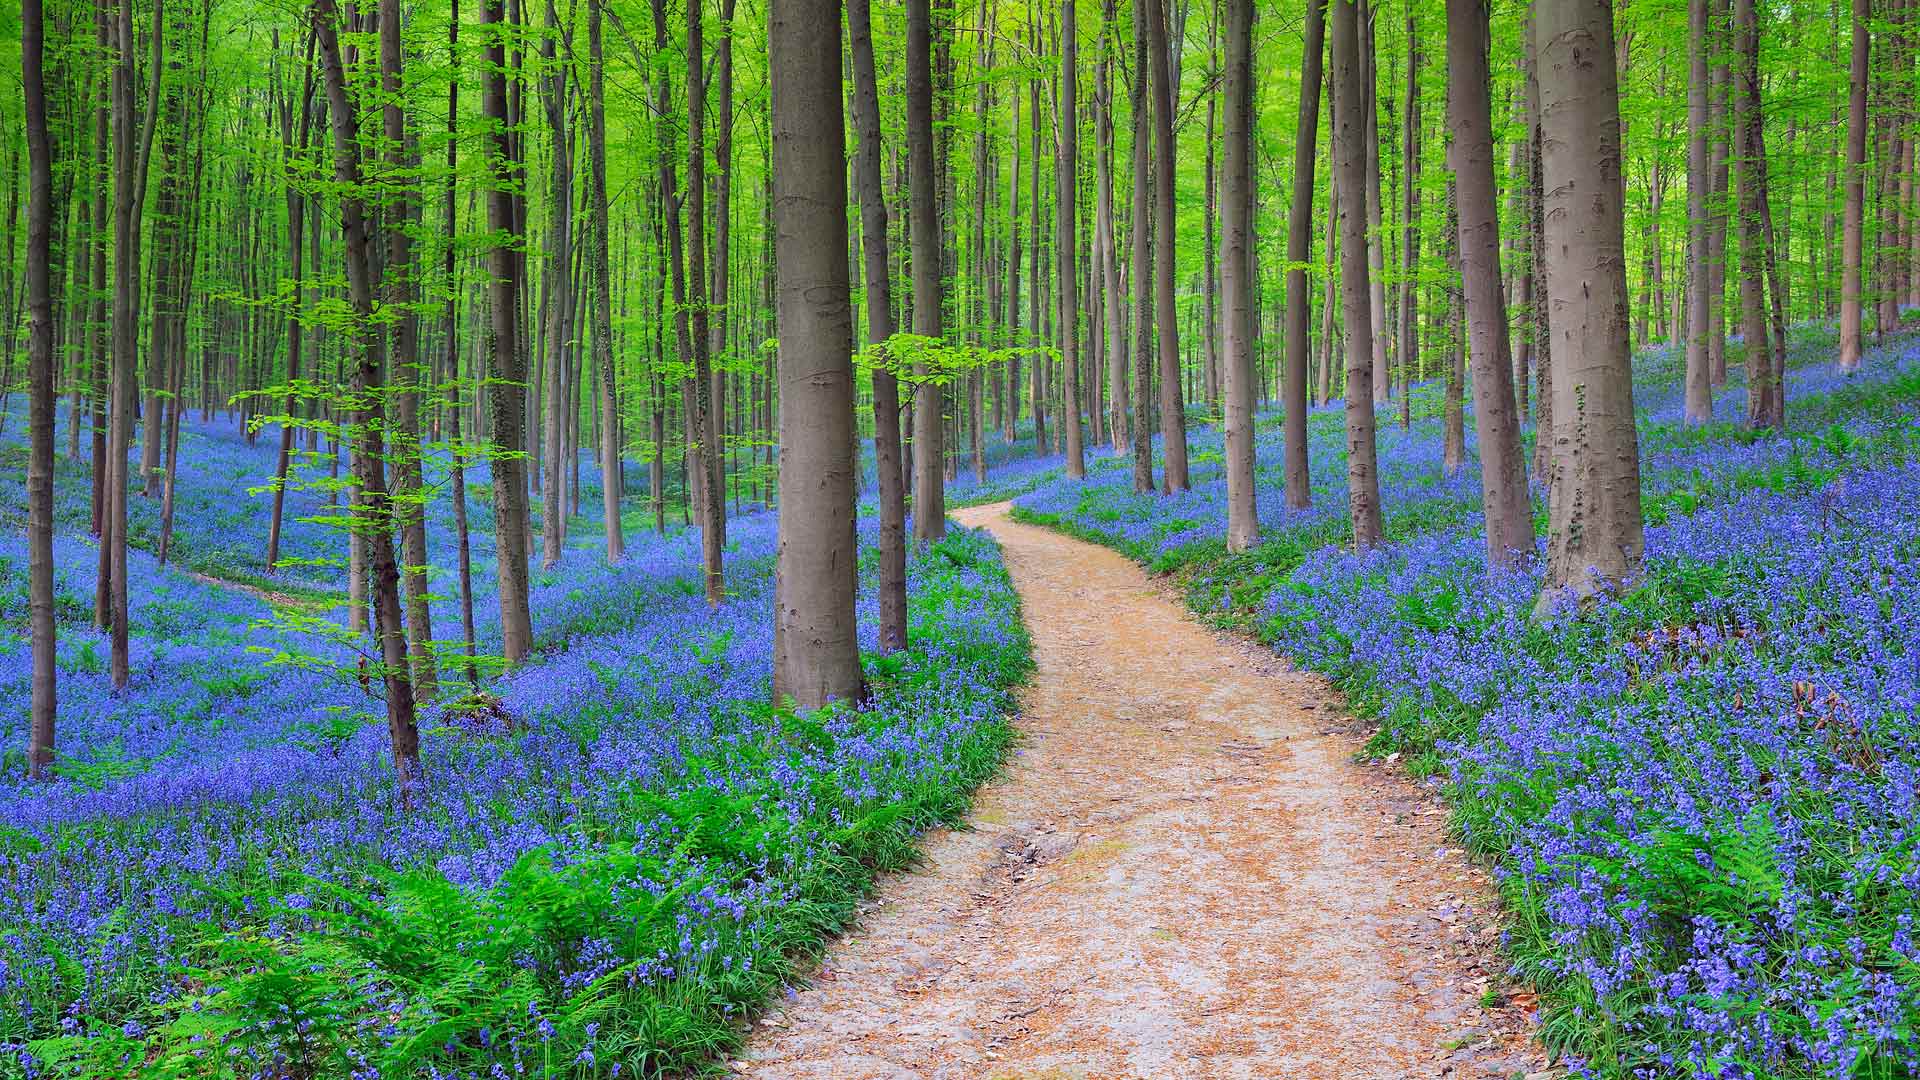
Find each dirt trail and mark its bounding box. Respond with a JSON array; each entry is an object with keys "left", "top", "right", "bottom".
[{"left": 743, "top": 502, "right": 1546, "bottom": 1080}]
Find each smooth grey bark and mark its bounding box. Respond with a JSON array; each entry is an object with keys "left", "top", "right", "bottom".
[
  {"left": 1445, "top": 0, "right": 1533, "bottom": 568},
  {"left": 1145, "top": 0, "right": 1190, "bottom": 491},
  {"left": 1683, "top": 0, "right": 1713, "bottom": 422},
  {"left": 1059, "top": 0, "right": 1086, "bottom": 478},
  {"left": 1283, "top": 0, "right": 1326, "bottom": 510},
  {"left": 908, "top": 0, "right": 946, "bottom": 539},
  {"left": 1838, "top": 0, "right": 1867, "bottom": 373},
  {"left": 1533, "top": 0, "right": 1646, "bottom": 606},
  {"left": 848, "top": 0, "right": 910, "bottom": 654},
  {"left": 1332, "top": 0, "right": 1383, "bottom": 548},
  {"left": 1220, "top": 0, "right": 1257, "bottom": 551},
  {"left": 1130, "top": 0, "right": 1156, "bottom": 493},
  {"left": 482, "top": 0, "right": 535, "bottom": 664},
  {"left": 24, "top": 0, "right": 56, "bottom": 777},
  {"left": 771, "top": 0, "right": 864, "bottom": 708}
]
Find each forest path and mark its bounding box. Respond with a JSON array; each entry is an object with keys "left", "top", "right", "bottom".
[{"left": 742, "top": 502, "right": 1547, "bottom": 1080}]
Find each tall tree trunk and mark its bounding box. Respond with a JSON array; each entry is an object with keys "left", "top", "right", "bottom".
[
  {"left": 106, "top": 0, "right": 163, "bottom": 692},
  {"left": 1398, "top": 15, "right": 1421, "bottom": 432},
  {"left": 482, "top": 0, "right": 535, "bottom": 664},
  {"left": 1282, "top": 0, "right": 1326, "bottom": 510},
  {"left": 1533, "top": 0, "right": 1645, "bottom": 607},
  {"left": 848, "top": 0, "right": 910, "bottom": 654},
  {"left": 1096, "top": 0, "right": 1128, "bottom": 453},
  {"left": 1732, "top": 0, "right": 1779, "bottom": 429},
  {"left": 770, "top": 0, "right": 864, "bottom": 708},
  {"left": 1332, "top": 0, "right": 1383, "bottom": 548},
  {"left": 445, "top": 3, "right": 479, "bottom": 681},
  {"left": 1059, "top": 0, "right": 1085, "bottom": 478},
  {"left": 540, "top": 0, "right": 574, "bottom": 571},
  {"left": 1446, "top": 0, "right": 1533, "bottom": 568},
  {"left": 587, "top": 0, "right": 623, "bottom": 562},
  {"left": 908, "top": 0, "right": 947, "bottom": 538},
  {"left": 1683, "top": 0, "right": 1714, "bottom": 421},
  {"left": 687, "top": 0, "right": 725, "bottom": 599},
  {"left": 382, "top": 0, "right": 436, "bottom": 697},
  {"left": 268, "top": 37, "right": 316, "bottom": 574},
  {"left": 314, "top": 0, "right": 422, "bottom": 795},
  {"left": 1202, "top": 10, "right": 1220, "bottom": 415},
  {"left": 1362, "top": 0, "right": 1389, "bottom": 406},
  {"left": 23, "top": 0, "right": 57, "bottom": 778},
  {"left": 1130, "top": 1, "right": 1156, "bottom": 493},
  {"left": 1220, "top": 0, "right": 1258, "bottom": 551},
  {"left": 1705, "top": 13, "right": 1729, "bottom": 386},
  {"left": 1838, "top": 0, "right": 1867, "bottom": 373},
  {"left": 1145, "top": 0, "right": 1190, "bottom": 491}
]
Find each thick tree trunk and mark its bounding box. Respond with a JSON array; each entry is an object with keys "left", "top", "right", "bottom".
[
  {"left": 1282, "top": 0, "right": 1326, "bottom": 510},
  {"left": 24, "top": 0, "right": 57, "bottom": 778},
  {"left": 1446, "top": 0, "right": 1534, "bottom": 568},
  {"left": 770, "top": 0, "right": 864, "bottom": 708},
  {"left": 1838, "top": 0, "right": 1868, "bottom": 373},
  {"left": 315, "top": 0, "right": 422, "bottom": 795},
  {"left": 1331, "top": 0, "right": 1383, "bottom": 548},
  {"left": 1533, "top": 0, "right": 1646, "bottom": 607},
  {"left": 908, "top": 0, "right": 947, "bottom": 538},
  {"left": 1145, "top": 0, "right": 1190, "bottom": 491},
  {"left": 1220, "top": 0, "right": 1258, "bottom": 552},
  {"left": 482, "top": 0, "right": 535, "bottom": 664},
  {"left": 848, "top": 0, "right": 910, "bottom": 654}
]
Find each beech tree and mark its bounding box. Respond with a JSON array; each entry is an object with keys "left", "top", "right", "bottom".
[
  {"left": 1446, "top": 0, "right": 1533, "bottom": 569},
  {"left": 312, "top": 0, "right": 421, "bottom": 792},
  {"left": 907, "top": 0, "right": 946, "bottom": 540},
  {"left": 1838, "top": 0, "right": 1867, "bottom": 374},
  {"left": 24, "top": 0, "right": 57, "bottom": 778},
  {"left": 1281, "top": 0, "right": 1326, "bottom": 513},
  {"left": 848, "top": 0, "right": 910, "bottom": 653},
  {"left": 1331, "top": 0, "right": 1383, "bottom": 549},
  {"left": 771, "top": 0, "right": 863, "bottom": 707},
  {"left": 1533, "top": 0, "right": 1646, "bottom": 606},
  {"left": 1220, "top": 0, "right": 1258, "bottom": 551}
]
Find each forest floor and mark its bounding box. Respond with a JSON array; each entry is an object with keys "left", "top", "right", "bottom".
[{"left": 742, "top": 503, "right": 1551, "bottom": 1080}]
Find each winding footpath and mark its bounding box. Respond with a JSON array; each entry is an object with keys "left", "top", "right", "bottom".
[{"left": 744, "top": 503, "right": 1548, "bottom": 1080}]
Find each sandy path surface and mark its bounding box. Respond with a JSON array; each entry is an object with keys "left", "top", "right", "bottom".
[{"left": 742, "top": 502, "right": 1547, "bottom": 1080}]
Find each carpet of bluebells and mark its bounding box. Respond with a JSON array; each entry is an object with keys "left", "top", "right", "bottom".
[
  {"left": 1013, "top": 324, "right": 1920, "bottom": 1079},
  {"left": 0, "top": 413, "right": 1032, "bottom": 1078}
]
